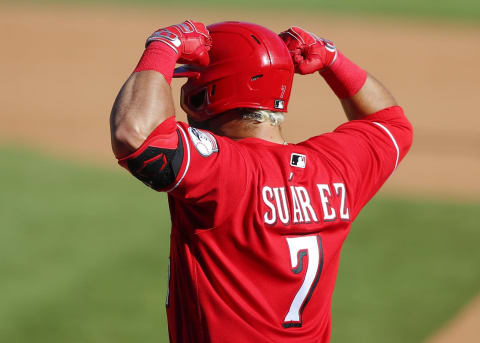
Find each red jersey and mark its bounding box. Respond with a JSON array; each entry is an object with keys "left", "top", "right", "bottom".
[{"left": 119, "top": 106, "right": 413, "bottom": 342}]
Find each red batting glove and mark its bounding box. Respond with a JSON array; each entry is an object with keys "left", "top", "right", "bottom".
[
  {"left": 279, "top": 27, "right": 337, "bottom": 75},
  {"left": 279, "top": 26, "right": 367, "bottom": 98},
  {"left": 146, "top": 20, "right": 212, "bottom": 66}
]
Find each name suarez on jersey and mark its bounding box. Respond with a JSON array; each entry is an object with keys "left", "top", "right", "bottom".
[{"left": 261, "top": 183, "right": 349, "bottom": 226}]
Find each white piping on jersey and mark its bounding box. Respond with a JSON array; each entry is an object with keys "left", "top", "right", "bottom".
[
  {"left": 166, "top": 125, "right": 191, "bottom": 193},
  {"left": 372, "top": 122, "right": 400, "bottom": 171}
]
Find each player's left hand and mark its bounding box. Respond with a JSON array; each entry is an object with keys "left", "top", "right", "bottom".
[
  {"left": 279, "top": 27, "right": 337, "bottom": 75},
  {"left": 146, "top": 20, "right": 212, "bottom": 66}
]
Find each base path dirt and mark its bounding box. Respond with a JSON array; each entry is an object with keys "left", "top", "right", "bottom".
[
  {"left": 1, "top": 3, "right": 479, "bottom": 341},
  {"left": 425, "top": 295, "right": 480, "bottom": 343}
]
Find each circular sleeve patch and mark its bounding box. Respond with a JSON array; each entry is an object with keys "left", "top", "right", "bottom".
[{"left": 188, "top": 127, "right": 219, "bottom": 157}]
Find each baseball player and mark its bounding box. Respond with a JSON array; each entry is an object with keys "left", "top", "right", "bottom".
[{"left": 110, "top": 20, "right": 412, "bottom": 343}]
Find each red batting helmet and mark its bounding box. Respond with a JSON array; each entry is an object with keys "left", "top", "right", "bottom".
[{"left": 173, "top": 21, "right": 294, "bottom": 121}]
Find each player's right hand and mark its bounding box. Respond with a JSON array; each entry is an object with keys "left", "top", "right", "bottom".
[
  {"left": 279, "top": 27, "right": 337, "bottom": 75},
  {"left": 146, "top": 20, "right": 212, "bottom": 66}
]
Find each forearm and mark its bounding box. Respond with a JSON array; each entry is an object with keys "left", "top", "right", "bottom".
[
  {"left": 340, "top": 74, "right": 397, "bottom": 120},
  {"left": 110, "top": 71, "right": 174, "bottom": 158},
  {"left": 279, "top": 27, "right": 398, "bottom": 121},
  {"left": 110, "top": 21, "right": 211, "bottom": 159},
  {"left": 320, "top": 53, "right": 397, "bottom": 120},
  {"left": 110, "top": 36, "right": 180, "bottom": 159}
]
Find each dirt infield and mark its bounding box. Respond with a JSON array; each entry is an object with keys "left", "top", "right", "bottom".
[
  {"left": 425, "top": 294, "right": 480, "bottom": 343},
  {"left": 1, "top": 3, "right": 479, "bottom": 341},
  {"left": 2, "top": 3, "right": 480, "bottom": 199}
]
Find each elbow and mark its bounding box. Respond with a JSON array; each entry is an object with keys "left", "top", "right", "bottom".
[
  {"left": 384, "top": 105, "right": 414, "bottom": 154},
  {"left": 405, "top": 118, "right": 414, "bottom": 152},
  {"left": 111, "top": 123, "right": 148, "bottom": 159},
  {"left": 399, "top": 110, "right": 414, "bottom": 153}
]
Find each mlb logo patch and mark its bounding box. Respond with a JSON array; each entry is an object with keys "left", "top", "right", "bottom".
[
  {"left": 290, "top": 153, "right": 306, "bottom": 168},
  {"left": 274, "top": 99, "right": 285, "bottom": 110}
]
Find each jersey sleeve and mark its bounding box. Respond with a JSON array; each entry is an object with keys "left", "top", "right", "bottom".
[
  {"left": 166, "top": 122, "right": 248, "bottom": 203},
  {"left": 301, "top": 106, "right": 413, "bottom": 217},
  {"left": 117, "top": 117, "right": 248, "bottom": 226},
  {"left": 117, "top": 116, "right": 184, "bottom": 192}
]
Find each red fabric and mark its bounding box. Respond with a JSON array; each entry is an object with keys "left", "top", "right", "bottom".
[
  {"left": 301, "top": 106, "right": 413, "bottom": 216},
  {"left": 133, "top": 42, "right": 178, "bottom": 83},
  {"left": 320, "top": 52, "right": 368, "bottom": 99},
  {"left": 118, "top": 106, "right": 412, "bottom": 342},
  {"left": 147, "top": 20, "right": 212, "bottom": 66},
  {"left": 117, "top": 116, "right": 178, "bottom": 170},
  {"left": 279, "top": 26, "right": 337, "bottom": 75},
  {"left": 135, "top": 106, "right": 413, "bottom": 342}
]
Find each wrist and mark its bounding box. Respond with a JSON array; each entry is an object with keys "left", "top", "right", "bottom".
[
  {"left": 319, "top": 52, "right": 367, "bottom": 99},
  {"left": 134, "top": 41, "right": 179, "bottom": 84}
]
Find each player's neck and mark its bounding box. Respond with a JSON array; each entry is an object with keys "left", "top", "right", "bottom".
[
  {"left": 192, "top": 110, "right": 287, "bottom": 144},
  {"left": 241, "top": 122, "right": 286, "bottom": 144},
  {"left": 211, "top": 116, "right": 286, "bottom": 144}
]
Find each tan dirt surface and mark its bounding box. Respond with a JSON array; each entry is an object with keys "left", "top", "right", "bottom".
[
  {"left": 425, "top": 294, "right": 480, "bottom": 343},
  {"left": 1, "top": 4, "right": 479, "bottom": 342},
  {"left": 2, "top": 3, "right": 480, "bottom": 200}
]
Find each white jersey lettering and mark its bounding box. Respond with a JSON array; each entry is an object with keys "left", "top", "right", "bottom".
[
  {"left": 262, "top": 186, "right": 276, "bottom": 225},
  {"left": 316, "top": 184, "right": 336, "bottom": 221},
  {"left": 290, "top": 186, "right": 304, "bottom": 223},
  {"left": 333, "top": 183, "right": 350, "bottom": 220},
  {"left": 262, "top": 183, "right": 350, "bottom": 225},
  {"left": 273, "top": 187, "right": 290, "bottom": 225},
  {"left": 295, "top": 186, "right": 318, "bottom": 223}
]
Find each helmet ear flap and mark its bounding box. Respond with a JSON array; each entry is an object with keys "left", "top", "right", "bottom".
[
  {"left": 190, "top": 89, "right": 207, "bottom": 109},
  {"left": 181, "top": 87, "right": 207, "bottom": 117}
]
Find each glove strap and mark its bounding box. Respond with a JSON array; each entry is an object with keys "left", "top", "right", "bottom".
[
  {"left": 320, "top": 52, "right": 367, "bottom": 99},
  {"left": 134, "top": 41, "right": 178, "bottom": 84}
]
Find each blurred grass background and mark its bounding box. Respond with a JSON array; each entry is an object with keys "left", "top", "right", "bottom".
[
  {"left": 6, "top": 0, "right": 480, "bottom": 21},
  {"left": 0, "top": 147, "right": 170, "bottom": 342},
  {"left": 2, "top": 148, "right": 480, "bottom": 343},
  {"left": 1, "top": 0, "right": 479, "bottom": 342}
]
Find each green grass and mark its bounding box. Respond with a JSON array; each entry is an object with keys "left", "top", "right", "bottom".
[
  {"left": 8, "top": 0, "right": 480, "bottom": 21},
  {"left": 0, "top": 147, "right": 171, "bottom": 342},
  {"left": 1, "top": 146, "right": 480, "bottom": 343},
  {"left": 332, "top": 197, "right": 480, "bottom": 343}
]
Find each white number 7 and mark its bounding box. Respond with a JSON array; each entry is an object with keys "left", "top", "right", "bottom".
[{"left": 283, "top": 235, "right": 324, "bottom": 328}]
